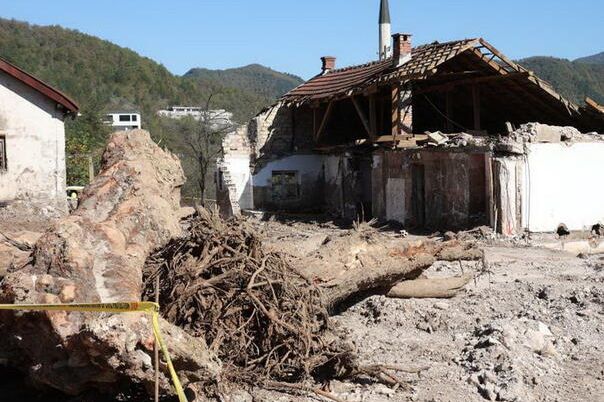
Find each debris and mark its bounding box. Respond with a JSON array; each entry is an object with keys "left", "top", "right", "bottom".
[
  {"left": 386, "top": 273, "right": 473, "bottom": 299},
  {"left": 591, "top": 223, "right": 604, "bottom": 237},
  {"left": 425, "top": 131, "right": 449, "bottom": 146},
  {"left": 0, "top": 130, "right": 220, "bottom": 398},
  {"left": 143, "top": 207, "right": 357, "bottom": 385}
]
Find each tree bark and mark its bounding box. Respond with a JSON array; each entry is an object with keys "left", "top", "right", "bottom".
[
  {"left": 320, "top": 240, "right": 482, "bottom": 313},
  {"left": 387, "top": 273, "right": 474, "bottom": 299},
  {"left": 0, "top": 130, "right": 220, "bottom": 397}
]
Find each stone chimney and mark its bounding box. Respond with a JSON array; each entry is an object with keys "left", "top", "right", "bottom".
[
  {"left": 392, "top": 33, "right": 412, "bottom": 67},
  {"left": 321, "top": 56, "right": 336, "bottom": 74}
]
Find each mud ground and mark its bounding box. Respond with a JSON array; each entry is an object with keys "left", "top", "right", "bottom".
[
  {"left": 249, "top": 217, "right": 604, "bottom": 402},
  {"left": 1, "top": 212, "right": 602, "bottom": 401}
]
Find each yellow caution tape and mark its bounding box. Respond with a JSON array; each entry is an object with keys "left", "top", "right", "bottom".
[{"left": 0, "top": 301, "right": 187, "bottom": 402}]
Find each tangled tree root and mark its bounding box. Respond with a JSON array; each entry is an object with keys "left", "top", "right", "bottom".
[{"left": 143, "top": 208, "right": 358, "bottom": 387}]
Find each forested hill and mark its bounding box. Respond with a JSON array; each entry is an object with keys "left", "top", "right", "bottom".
[
  {"left": 185, "top": 64, "right": 303, "bottom": 102},
  {"left": 517, "top": 54, "right": 604, "bottom": 105},
  {"left": 0, "top": 18, "right": 300, "bottom": 123},
  {"left": 0, "top": 17, "right": 303, "bottom": 191},
  {"left": 574, "top": 52, "right": 604, "bottom": 65}
]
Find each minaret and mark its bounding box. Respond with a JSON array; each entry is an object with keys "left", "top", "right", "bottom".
[{"left": 379, "top": 0, "right": 392, "bottom": 59}]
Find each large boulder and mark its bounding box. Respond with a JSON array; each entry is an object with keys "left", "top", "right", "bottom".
[{"left": 0, "top": 130, "right": 220, "bottom": 397}]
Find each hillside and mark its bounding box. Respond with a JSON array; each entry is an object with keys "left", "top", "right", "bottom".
[
  {"left": 0, "top": 18, "right": 299, "bottom": 123},
  {"left": 0, "top": 18, "right": 302, "bottom": 195},
  {"left": 185, "top": 64, "right": 303, "bottom": 102},
  {"left": 575, "top": 52, "right": 604, "bottom": 65},
  {"left": 518, "top": 55, "right": 604, "bottom": 104}
]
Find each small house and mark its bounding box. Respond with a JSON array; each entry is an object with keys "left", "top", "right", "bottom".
[
  {"left": 217, "top": 0, "right": 604, "bottom": 235},
  {"left": 0, "top": 57, "right": 78, "bottom": 210}
]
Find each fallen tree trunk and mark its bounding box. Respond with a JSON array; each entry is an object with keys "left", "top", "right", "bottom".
[
  {"left": 0, "top": 130, "right": 220, "bottom": 398},
  {"left": 319, "top": 240, "right": 482, "bottom": 312},
  {"left": 143, "top": 212, "right": 485, "bottom": 395},
  {"left": 386, "top": 273, "right": 474, "bottom": 299}
]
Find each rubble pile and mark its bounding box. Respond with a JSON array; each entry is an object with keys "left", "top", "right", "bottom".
[
  {"left": 509, "top": 122, "right": 604, "bottom": 144},
  {"left": 459, "top": 319, "right": 558, "bottom": 401}
]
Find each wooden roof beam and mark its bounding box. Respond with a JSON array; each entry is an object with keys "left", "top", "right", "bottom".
[
  {"left": 351, "top": 96, "right": 375, "bottom": 141},
  {"left": 414, "top": 72, "right": 529, "bottom": 96},
  {"left": 314, "top": 101, "right": 334, "bottom": 141}
]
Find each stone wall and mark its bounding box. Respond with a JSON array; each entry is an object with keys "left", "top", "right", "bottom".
[
  {"left": 249, "top": 102, "right": 314, "bottom": 170},
  {"left": 0, "top": 71, "right": 68, "bottom": 212}
]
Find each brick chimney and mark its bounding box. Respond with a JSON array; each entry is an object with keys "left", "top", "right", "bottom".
[
  {"left": 392, "top": 33, "right": 412, "bottom": 67},
  {"left": 321, "top": 56, "right": 336, "bottom": 74}
]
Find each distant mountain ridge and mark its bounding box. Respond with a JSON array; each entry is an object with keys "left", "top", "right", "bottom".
[
  {"left": 517, "top": 52, "right": 604, "bottom": 105},
  {"left": 574, "top": 52, "right": 604, "bottom": 65},
  {"left": 0, "top": 18, "right": 301, "bottom": 123},
  {"left": 185, "top": 64, "right": 303, "bottom": 102},
  {"left": 0, "top": 16, "right": 601, "bottom": 117}
]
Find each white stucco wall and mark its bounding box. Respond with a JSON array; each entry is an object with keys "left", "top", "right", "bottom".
[
  {"left": 525, "top": 142, "right": 604, "bottom": 232},
  {"left": 0, "top": 71, "right": 67, "bottom": 210},
  {"left": 253, "top": 154, "right": 325, "bottom": 187},
  {"left": 224, "top": 154, "right": 253, "bottom": 210}
]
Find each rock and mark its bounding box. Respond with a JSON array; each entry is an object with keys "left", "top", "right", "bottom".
[
  {"left": 478, "top": 382, "right": 497, "bottom": 401},
  {"left": 522, "top": 321, "right": 556, "bottom": 356},
  {"left": 0, "top": 130, "right": 220, "bottom": 398},
  {"left": 468, "top": 373, "right": 481, "bottom": 386},
  {"left": 59, "top": 284, "right": 76, "bottom": 303},
  {"left": 444, "top": 231, "right": 457, "bottom": 241},
  {"left": 434, "top": 301, "right": 450, "bottom": 310},
  {"left": 374, "top": 384, "right": 396, "bottom": 396}
]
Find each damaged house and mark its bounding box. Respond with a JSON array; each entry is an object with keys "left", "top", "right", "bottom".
[
  {"left": 218, "top": 0, "right": 604, "bottom": 235},
  {"left": 0, "top": 57, "right": 78, "bottom": 211}
]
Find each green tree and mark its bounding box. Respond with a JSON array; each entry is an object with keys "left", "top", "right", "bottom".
[{"left": 182, "top": 95, "right": 234, "bottom": 205}]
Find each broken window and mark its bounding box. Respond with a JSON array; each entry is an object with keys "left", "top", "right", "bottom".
[
  {"left": 0, "top": 136, "right": 6, "bottom": 171},
  {"left": 272, "top": 171, "right": 299, "bottom": 201}
]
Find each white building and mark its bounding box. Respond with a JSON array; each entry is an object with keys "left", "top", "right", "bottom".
[
  {"left": 103, "top": 112, "right": 142, "bottom": 130},
  {"left": 157, "top": 106, "right": 233, "bottom": 124},
  {"left": 0, "top": 57, "right": 78, "bottom": 210}
]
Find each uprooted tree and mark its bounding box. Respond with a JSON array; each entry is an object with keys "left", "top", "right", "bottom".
[{"left": 0, "top": 129, "right": 483, "bottom": 401}]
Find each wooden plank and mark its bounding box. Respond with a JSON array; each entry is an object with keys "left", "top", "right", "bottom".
[
  {"left": 369, "top": 94, "right": 377, "bottom": 141},
  {"left": 400, "top": 86, "right": 413, "bottom": 135},
  {"left": 351, "top": 97, "right": 373, "bottom": 139},
  {"left": 478, "top": 39, "right": 524, "bottom": 73},
  {"left": 484, "top": 154, "right": 494, "bottom": 229},
  {"left": 315, "top": 101, "right": 333, "bottom": 141},
  {"left": 472, "top": 85, "right": 481, "bottom": 130},
  {"left": 445, "top": 90, "right": 453, "bottom": 131},
  {"left": 469, "top": 48, "right": 509, "bottom": 75},
  {"left": 313, "top": 108, "right": 317, "bottom": 139},
  {"left": 391, "top": 85, "right": 400, "bottom": 137}
]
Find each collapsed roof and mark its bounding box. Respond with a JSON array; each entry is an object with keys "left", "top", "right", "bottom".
[{"left": 281, "top": 38, "right": 603, "bottom": 132}]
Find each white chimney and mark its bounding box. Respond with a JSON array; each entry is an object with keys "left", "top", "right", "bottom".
[{"left": 379, "top": 0, "right": 392, "bottom": 59}]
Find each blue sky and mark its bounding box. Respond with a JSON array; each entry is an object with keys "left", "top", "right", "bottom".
[{"left": 0, "top": 0, "right": 602, "bottom": 79}]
